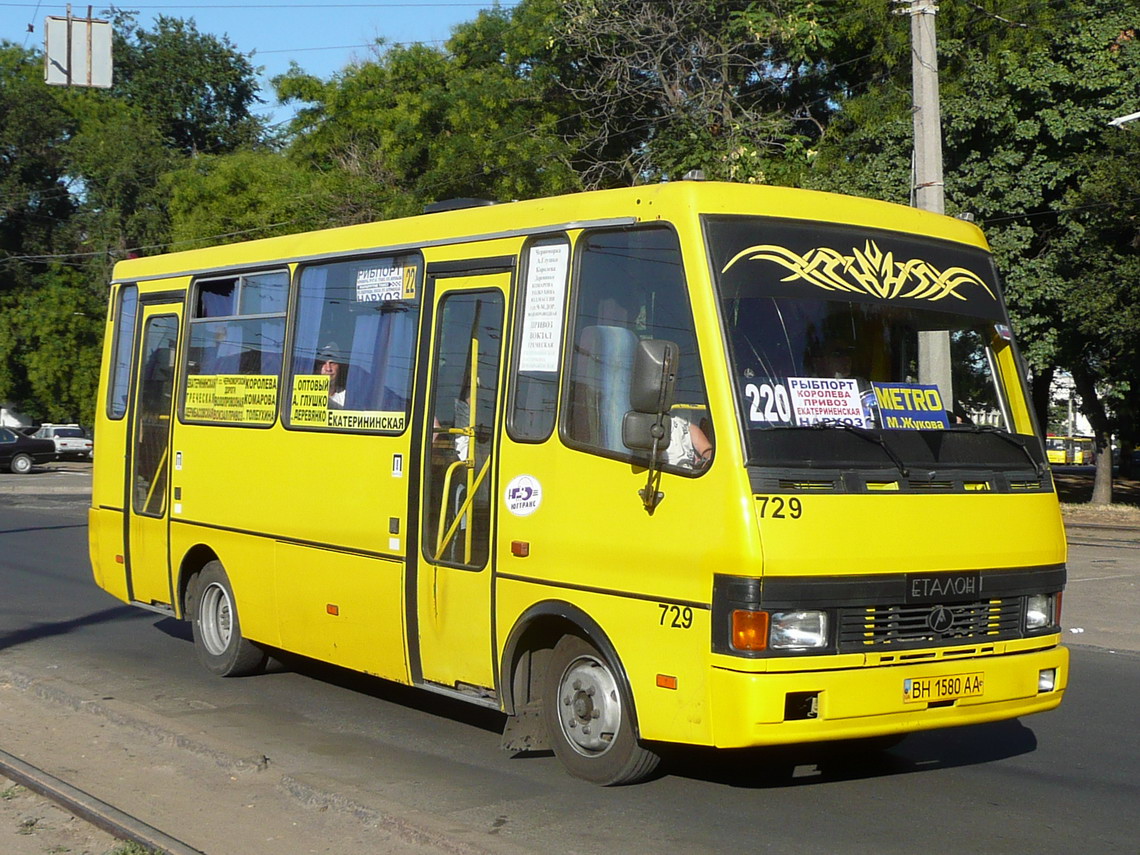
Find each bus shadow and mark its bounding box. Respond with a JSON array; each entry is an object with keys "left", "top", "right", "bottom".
[
  {"left": 659, "top": 720, "right": 1038, "bottom": 788},
  {"left": 152, "top": 618, "right": 507, "bottom": 735},
  {"left": 0, "top": 523, "right": 88, "bottom": 536},
  {"left": 150, "top": 617, "right": 1037, "bottom": 781},
  {"left": 275, "top": 651, "right": 509, "bottom": 735},
  {"left": 155, "top": 617, "right": 192, "bottom": 642},
  {"left": 0, "top": 605, "right": 150, "bottom": 651}
]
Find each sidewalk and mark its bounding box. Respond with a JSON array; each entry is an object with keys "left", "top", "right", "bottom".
[{"left": 0, "top": 460, "right": 94, "bottom": 496}]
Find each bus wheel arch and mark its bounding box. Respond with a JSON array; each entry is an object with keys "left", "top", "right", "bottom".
[
  {"left": 188, "top": 559, "right": 267, "bottom": 677},
  {"left": 500, "top": 602, "right": 660, "bottom": 785},
  {"left": 177, "top": 544, "right": 219, "bottom": 620}
]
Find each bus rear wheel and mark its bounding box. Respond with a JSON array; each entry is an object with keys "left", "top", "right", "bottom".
[
  {"left": 190, "top": 561, "right": 267, "bottom": 677},
  {"left": 543, "top": 635, "right": 660, "bottom": 785}
]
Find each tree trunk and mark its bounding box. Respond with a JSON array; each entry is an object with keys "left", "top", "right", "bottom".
[
  {"left": 1072, "top": 368, "right": 1113, "bottom": 505},
  {"left": 1030, "top": 365, "right": 1054, "bottom": 437}
]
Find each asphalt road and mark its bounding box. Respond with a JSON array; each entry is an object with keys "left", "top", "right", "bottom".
[{"left": 1, "top": 490, "right": 1137, "bottom": 854}]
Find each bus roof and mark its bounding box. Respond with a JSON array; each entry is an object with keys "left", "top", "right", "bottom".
[{"left": 111, "top": 181, "right": 989, "bottom": 284}]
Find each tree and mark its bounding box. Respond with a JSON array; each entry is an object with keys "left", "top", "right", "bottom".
[
  {"left": 61, "top": 94, "right": 176, "bottom": 271},
  {"left": 275, "top": 6, "right": 580, "bottom": 221},
  {"left": 548, "top": 0, "right": 839, "bottom": 187},
  {"left": 1054, "top": 122, "right": 1140, "bottom": 494},
  {"left": 112, "top": 14, "right": 265, "bottom": 155},
  {"left": 2, "top": 12, "right": 274, "bottom": 424},
  {"left": 0, "top": 43, "right": 75, "bottom": 292},
  {"left": 163, "top": 149, "right": 336, "bottom": 248},
  {"left": 0, "top": 269, "right": 104, "bottom": 424}
]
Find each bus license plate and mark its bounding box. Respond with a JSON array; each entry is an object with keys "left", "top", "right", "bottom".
[{"left": 903, "top": 672, "right": 984, "bottom": 703}]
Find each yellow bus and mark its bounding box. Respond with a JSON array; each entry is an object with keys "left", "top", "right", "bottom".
[
  {"left": 89, "top": 181, "right": 1068, "bottom": 784},
  {"left": 1046, "top": 435, "right": 1094, "bottom": 465}
]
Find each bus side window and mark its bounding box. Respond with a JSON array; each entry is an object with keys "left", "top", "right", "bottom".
[
  {"left": 288, "top": 255, "right": 421, "bottom": 430},
  {"left": 183, "top": 271, "right": 288, "bottom": 426},
  {"left": 564, "top": 227, "right": 711, "bottom": 468},
  {"left": 107, "top": 284, "right": 138, "bottom": 419},
  {"left": 509, "top": 237, "right": 570, "bottom": 442}
]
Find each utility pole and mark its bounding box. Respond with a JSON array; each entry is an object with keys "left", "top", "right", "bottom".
[{"left": 900, "top": 0, "right": 954, "bottom": 401}]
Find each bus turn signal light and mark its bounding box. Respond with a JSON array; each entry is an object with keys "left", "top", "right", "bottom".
[{"left": 732, "top": 610, "right": 769, "bottom": 651}]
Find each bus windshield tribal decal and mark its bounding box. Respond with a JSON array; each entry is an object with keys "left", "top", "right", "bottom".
[{"left": 721, "top": 239, "right": 996, "bottom": 303}]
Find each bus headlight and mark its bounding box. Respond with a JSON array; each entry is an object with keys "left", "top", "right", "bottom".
[
  {"left": 1025, "top": 594, "right": 1057, "bottom": 631},
  {"left": 770, "top": 610, "right": 829, "bottom": 650}
]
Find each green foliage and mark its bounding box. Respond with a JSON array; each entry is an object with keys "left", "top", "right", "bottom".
[
  {"left": 62, "top": 94, "right": 176, "bottom": 265},
  {"left": 0, "top": 42, "right": 75, "bottom": 289},
  {"left": 1, "top": 12, "right": 271, "bottom": 422},
  {"left": 163, "top": 149, "right": 336, "bottom": 248},
  {"left": 111, "top": 14, "right": 265, "bottom": 155},
  {"left": 0, "top": 270, "right": 104, "bottom": 424},
  {"left": 276, "top": 9, "right": 579, "bottom": 218},
  {"left": 546, "top": 0, "right": 839, "bottom": 186}
]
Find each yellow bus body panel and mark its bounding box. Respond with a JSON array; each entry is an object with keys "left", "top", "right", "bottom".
[{"left": 754, "top": 492, "right": 1066, "bottom": 576}]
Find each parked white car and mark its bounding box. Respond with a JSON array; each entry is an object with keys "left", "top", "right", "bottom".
[{"left": 33, "top": 424, "right": 93, "bottom": 460}]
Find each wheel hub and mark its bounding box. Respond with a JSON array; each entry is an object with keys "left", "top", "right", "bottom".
[
  {"left": 557, "top": 655, "right": 622, "bottom": 756},
  {"left": 200, "top": 582, "right": 233, "bottom": 655}
]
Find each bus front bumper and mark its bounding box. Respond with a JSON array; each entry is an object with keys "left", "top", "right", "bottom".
[{"left": 708, "top": 644, "right": 1068, "bottom": 748}]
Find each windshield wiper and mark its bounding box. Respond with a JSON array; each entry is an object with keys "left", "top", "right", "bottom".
[
  {"left": 956, "top": 424, "right": 1045, "bottom": 477},
  {"left": 807, "top": 421, "right": 910, "bottom": 478}
]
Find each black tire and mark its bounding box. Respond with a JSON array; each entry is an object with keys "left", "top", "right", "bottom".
[
  {"left": 543, "top": 634, "right": 660, "bottom": 785},
  {"left": 10, "top": 453, "right": 33, "bottom": 474},
  {"left": 190, "top": 561, "right": 267, "bottom": 677}
]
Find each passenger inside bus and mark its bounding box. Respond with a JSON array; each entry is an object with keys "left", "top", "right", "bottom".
[
  {"left": 665, "top": 414, "right": 713, "bottom": 469},
  {"left": 316, "top": 342, "right": 347, "bottom": 408},
  {"left": 809, "top": 344, "right": 855, "bottom": 379}
]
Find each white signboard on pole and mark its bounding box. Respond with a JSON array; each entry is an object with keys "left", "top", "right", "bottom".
[{"left": 45, "top": 13, "right": 113, "bottom": 88}]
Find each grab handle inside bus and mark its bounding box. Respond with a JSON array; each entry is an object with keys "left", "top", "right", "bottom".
[{"left": 622, "top": 339, "right": 679, "bottom": 512}]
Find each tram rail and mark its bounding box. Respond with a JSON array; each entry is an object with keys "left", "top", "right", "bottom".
[{"left": 0, "top": 745, "right": 204, "bottom": 855}]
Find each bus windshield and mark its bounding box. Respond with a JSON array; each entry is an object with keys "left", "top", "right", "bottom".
[{"left": 706, "top": 215, "right": 1041, "bottom": 475}]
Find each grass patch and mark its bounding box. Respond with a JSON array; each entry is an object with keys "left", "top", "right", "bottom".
[
  {"left": 109, "top": 842, "right": 163, "bottom": 855},
  {"left": 1061, "top": 502, "right": 1140, "bottom": 525}
]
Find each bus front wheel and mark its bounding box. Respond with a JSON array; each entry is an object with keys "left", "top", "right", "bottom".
[
  {"left": 190, "top": 561, "right": 267, "bottom": 677},
  {"left": 543, "top": 635, "right": 660, "bottom": 785}
]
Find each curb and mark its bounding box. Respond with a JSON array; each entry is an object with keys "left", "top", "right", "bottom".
[{"left": 1063, "top": 521, "right": 1140, "bottom": 534}]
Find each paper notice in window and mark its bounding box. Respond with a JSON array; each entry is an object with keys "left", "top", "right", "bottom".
[{"left": 518, "top": 244, "right": 569, "bottom": 373}]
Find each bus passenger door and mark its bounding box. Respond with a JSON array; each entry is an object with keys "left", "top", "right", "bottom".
[
  {"left": 414, "top": 272, "right": 509, "bottom": 694},
  {"left": 126, "top": 303, "right": 182, "bottom": 610}
]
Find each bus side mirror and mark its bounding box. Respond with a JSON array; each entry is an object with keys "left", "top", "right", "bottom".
[
  {"left": 621, "top": 339, "right": 679, "bottom": 513},
  {"left": 621, "top": 412, "right": 664, "bottom": 452},
  {"left": 622, "top": 339, "right": 679, "bottom": 452},
  {"left": 628, "top": 339, "right": 679, "bottom": 415}
]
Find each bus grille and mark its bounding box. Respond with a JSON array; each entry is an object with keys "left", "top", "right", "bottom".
[{"left": 837, "top": 599, "right": 1021, "bottom": 651}]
